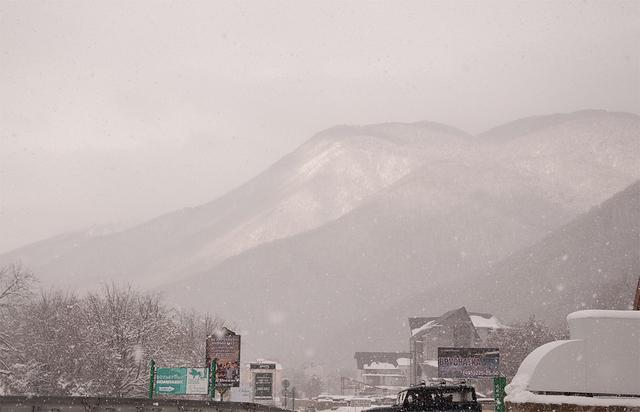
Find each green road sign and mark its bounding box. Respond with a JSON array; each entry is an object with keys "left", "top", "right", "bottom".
[
  {"left": 155, "top": 367, "right": 209, "bottom": 395},
  {"left": 494, "top": 376, "right": 507, "bottom": 412}
]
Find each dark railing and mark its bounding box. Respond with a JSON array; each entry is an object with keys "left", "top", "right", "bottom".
[{"left": 0, "top": 396, "right": 287, "bottom": 412}]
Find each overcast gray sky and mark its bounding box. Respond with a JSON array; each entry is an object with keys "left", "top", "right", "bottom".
[{"left": 1, "top": 0, "right": 639, "bottom": 253}]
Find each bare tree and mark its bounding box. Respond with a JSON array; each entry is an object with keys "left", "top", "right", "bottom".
[
  {"left": 0, "top": 280, "right": 230, "bottom": 396},
  {"left": 0, "top": 264, "right": 36, "bottom": 376},
  {"left": 169, "top": 310, "right": 230, "bottom": 366},
  {"left": 0, "top": 263, "right": 35, "bottom": 308},
  {"left": 2, "top": 290, "right": 83, "bottom": 395},
  {"left": 80, "top": 283, "right": 173, "bottom": 396}
]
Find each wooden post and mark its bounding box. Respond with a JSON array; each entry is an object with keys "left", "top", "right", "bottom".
[{"left": 209, "top": 360, "right": 217, "bottom": 399}]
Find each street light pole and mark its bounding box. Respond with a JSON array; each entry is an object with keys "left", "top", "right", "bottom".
[{"left": 292, "top": 387, "right": 296, "bottom": 411}]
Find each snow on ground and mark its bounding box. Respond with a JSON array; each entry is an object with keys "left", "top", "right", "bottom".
[
  {"left": 364, "top": 362, "right": 397, "bottom": 370},
  {"left": 506, "top": 391, "right": 640, "bottom": 408},
  {"left": 329, "top": 407, "right": 366, "bottom": 412},
  {"left": 506, "top": 309, "right": 640, "bottom": 407}
]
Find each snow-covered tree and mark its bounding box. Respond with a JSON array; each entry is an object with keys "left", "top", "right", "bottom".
[
  {"left": 0, "top": 280, "right": 229, "bottom": 397},
  {"left": 487, "top": 316, "right": 567, "bottom": 379},
  {"left": 166, "top": 310, "right": 229, "bottom": 367},
  {"left": 0, "top": 264, "right": 36, "bottom": 386},
  {"left": 304, "top": 375, "right": 324, "bottom": 398},
  {"left": 0, "top": 264, "right": 35, "bottom": 308},
  {"left": 1, "top": 290, "right": 83, "bottom": 394},
  {"left": 79, "top": 284, "right": 171, "bottom": 396}
]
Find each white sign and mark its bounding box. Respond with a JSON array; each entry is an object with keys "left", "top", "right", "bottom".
[{"left": 186, "top": 368, "right": 209, "bottom": 394}]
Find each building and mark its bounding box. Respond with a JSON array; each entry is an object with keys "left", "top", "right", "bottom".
[
  {"left": 353, "top": 352, "right": 411, "bottom": 394},
  {"left": 409, "top": 307, "right": 507, "bottom": 384}
]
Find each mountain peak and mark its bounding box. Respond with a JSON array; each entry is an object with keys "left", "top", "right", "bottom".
[{"left": 480, "top": 109, "right": 640, "bottom": 143}]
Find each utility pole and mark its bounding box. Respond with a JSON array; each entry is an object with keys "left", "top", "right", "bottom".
[
  {"left": 634, "top": 277, "right": 640, "bottom": 311},
  {"left": 292, "top": 387, "right": 296, "bottom": 411}
]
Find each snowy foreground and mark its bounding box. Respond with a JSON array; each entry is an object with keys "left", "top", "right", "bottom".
[
  {"left": 506, "top": 390, "right": 640, "bottom": 408},
  {"left": 505, "top": 310, "right": 640, "bottom": 408}
]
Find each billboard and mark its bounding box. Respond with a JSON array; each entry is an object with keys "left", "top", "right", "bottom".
[
  {"left": 206, "top": 329, "right": 241, "bottom": 388},
  {"left": 250, "top": 363, "right": 276, "bottom": 370},
  {"left": 438, "top": 347, "right": 499, "bottom": 378},
  {"left": 155, "top": 367, "right": 209, "bottom": 395},
  {"left": 254, "top": 372, "right": 274, "bottom": 399}
]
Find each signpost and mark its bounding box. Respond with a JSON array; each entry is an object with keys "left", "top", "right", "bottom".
[
  {"left": 493, "top": 376, "right": 507, "bottom": 412},
  {"left": 154, "top": 367, "right": 210, "bottom": 396},
  {"left": 250, "top": 361, "right": 276, "bottom": 403},
  {"left": 437, "top": 347, "right": 500, "bottom": 378},
  {"left": 282, "top": 379, "right": 290, "bottom": 409},
  {"left": 206, "top": 328, "right": 242, "bottom": 390},
  {"left": 209, "top": 361, "right": 217, "bottom": 399},
  {"left": 148, "top": 359, "right": 156, "bottom": 399},
  {"left": 250, "top": 363, "right": 276, "bottom": 370},
  {"left": 436, "top": 348, "right": 503, "bottom": 412},
  {"left": 254, "top": 372, "right": 274, "bottom": 399},
  {"left": 148, "top": 333, "right": 219, "bottom": 400}
]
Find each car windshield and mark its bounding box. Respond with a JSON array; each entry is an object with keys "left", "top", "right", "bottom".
[
  {"left": 439, "top": 389, "right": 475, "bottom": 403},
  {"left": 396, "top": 391, "right": 407, "bottom": 406}
]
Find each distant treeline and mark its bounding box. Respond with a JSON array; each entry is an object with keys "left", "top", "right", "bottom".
[{"left": 0, "top": 264, "right": 230, "bottom": 397}]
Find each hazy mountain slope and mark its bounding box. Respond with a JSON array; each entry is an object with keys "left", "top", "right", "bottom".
[
  {"left": 160, "top": 110, "right": 639, "bottom": 366},
  {"left": 162, "top": 157, "right": 574, "bottom": 365},
  {"left": 487, "top": 110, "right": 640, "bottom": 212},
  {"left": 480, "top": 110, "right": 637, "bottom": 143},
  {"left": 346, "top": 181, "right": 640, "bottom": 362},
  {"left": 1, "top": 110, "right": 638, "bottom": 369},
  {"left": 471, "top": 179, "right": 640, "bottom": 322},
  {"left": 0, "top": 122, "right": 471, "bottom": 288}
]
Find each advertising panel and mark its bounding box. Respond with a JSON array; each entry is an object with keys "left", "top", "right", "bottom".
[
  {"left": 254, "top": 372, "right": 274, "bottom": 399},
  {"left": 206, "top": 330, "right": 241, "bottom": 388},
  {"left": 155, "top": 367, "right": 209, "bottom": 395},
  {"left": 437, "top": 347, "right": 499, "bottom": 378}
]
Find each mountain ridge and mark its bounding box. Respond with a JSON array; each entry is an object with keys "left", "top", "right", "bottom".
[
  {"left": 1, "top": 109, "right": 638, "bottom": 369},
  {"left": 345, "top": 179, "right": 640, "bottom": 358}
]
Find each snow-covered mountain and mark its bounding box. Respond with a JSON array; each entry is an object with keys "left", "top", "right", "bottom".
[
  {"left": 1, "top": 109, "right": 638, "bottom": 367},
  {"left": 0, "top": 121, "right": 472, "bottom": 288},
  {"left": 346, "top": 180, "right": 639, "bottom": 366}
]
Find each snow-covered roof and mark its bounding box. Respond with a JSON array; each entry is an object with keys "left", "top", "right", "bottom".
[
  {"left": 396, "top": 357, "right": 411, "bottom": 366},
  {"left": 567, "top": 309, "right": 640, "bottom": 320},
  {"left": 410, "top": 309, "right": 506, "bottom": 337},
  {"left": 411, "top": 320, "right": 440, "bottom": 336},
  {"left": 364, "top": 362, "right": 398, "bottom": 370},
  {"left": 469, "top": 314, "right": 508, "bottom": 329},
  {"left": 354, "top": 352, "right": 410, "bottom": 369}
]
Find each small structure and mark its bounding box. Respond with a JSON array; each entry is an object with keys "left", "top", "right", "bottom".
[
  {"left": 353, "top": 352, "right": 411, "bottom": 394},
  {"left": 409, "top": 307, "right": 506, "bottom": 384},
  {"left": 231, "top": 360, "right": 283, "bottom": 405},
  {"left": 505, "top": 310, "right": 640, "bottom": 412}
]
